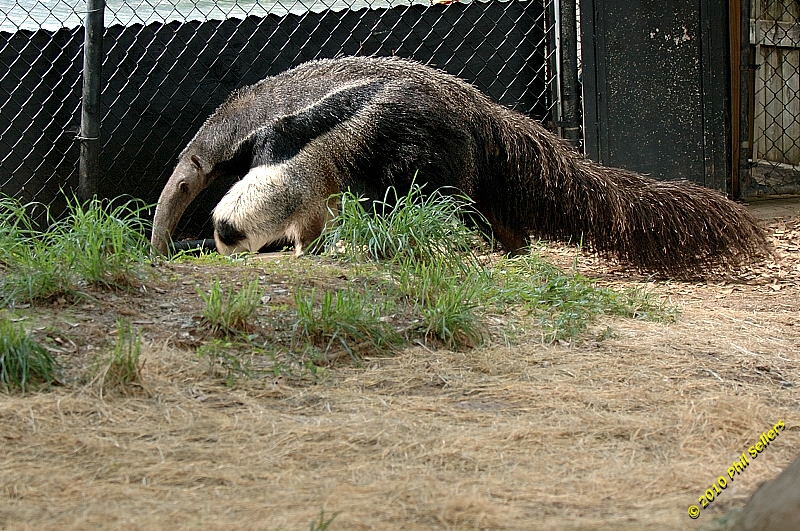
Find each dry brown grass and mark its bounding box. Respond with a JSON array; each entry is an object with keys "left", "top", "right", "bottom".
[{"left": 1, "top": 208, "right": 798, "bottom": 530}]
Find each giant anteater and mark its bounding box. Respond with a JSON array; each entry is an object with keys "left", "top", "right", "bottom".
[{"left": 151, "top": 56, "right": 769, "bottom": 276}]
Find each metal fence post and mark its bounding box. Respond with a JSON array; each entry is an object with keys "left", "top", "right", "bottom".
[
  {"left": 559, "top": 0, "right": 581, "bottom": 147},
  {"left": 78, "top": 0, "right": 105, "bottom": 200},
  {"left": 737, "top": 0, "right": 752, "bottom": 198}
]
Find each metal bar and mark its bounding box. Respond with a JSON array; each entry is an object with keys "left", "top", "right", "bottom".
[
  {"left": 730, "top": 0, "right": 741, "bottom": 197},
  {"left": 579, "top": 0, "right": 600, "bottom": 161},
  {"left": 78, "top": 0, "right": 105, "bottom": 200},
  {"left": 738, "top": 0, "right": 752, "bottom": 198},
  {"left": 699, "top": 0, "right": 730, "bottom": 193},
  {"left": 545, "top": 0, "right": 560, "bottom": 132},
  {"left": 559, "top": 0, "right": 581, "bottom": 147}
]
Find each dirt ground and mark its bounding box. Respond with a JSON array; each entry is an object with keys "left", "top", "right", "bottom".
[{"left": 1, "top": 200, "right": 799, "bottom": 530}]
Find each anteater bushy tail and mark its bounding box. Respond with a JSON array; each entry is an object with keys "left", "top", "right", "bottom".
[{"left": 487, "top": 109, "right": 771, "bottom": 277}]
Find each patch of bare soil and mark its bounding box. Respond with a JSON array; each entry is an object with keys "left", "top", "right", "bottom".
[{"left": 1, "top": 205, "right": 799, "bottom": 530}]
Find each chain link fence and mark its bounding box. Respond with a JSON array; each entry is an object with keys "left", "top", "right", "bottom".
[
  {"left": 745, "top": 0, "right": 800, "bottom": 196},
  {"left": 0, "top": 2, "right": 84, "bottom": 211},
  {"left": 1, "top": 0, "right": 560, "bottom": 238}
]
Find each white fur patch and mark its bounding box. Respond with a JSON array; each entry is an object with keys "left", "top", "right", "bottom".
[
  {"left": 213, "top": 162, "right": 319, "bottom": 255},
  {"left": 212, "top": 164, "right": 289, "bottom": 232}
]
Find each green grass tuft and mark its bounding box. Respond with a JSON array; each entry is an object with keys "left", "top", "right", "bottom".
[
  {"left": 91, "top": 319, "right": 144, "bottom": 396},
  {"left": 293, "top": 287, "right": 399, "bottom": 359},
  {"left": 395, "top": 258, "right": 487, "bottom": 349},
  {"left": 0, "top": 194, "right": 152, "bottom": 306},
  {"left": 485, "top": 254, "right": 674, "bottom": 341},
  {"left": 0, "top": 196, "right": 37, "bottom": 266},
  {"left": 313, "top": 184, "right": 494, "bottom": 349},
  {"left": 316, "top": 183, "right": 488, "bottom": 272},
  {"left": 199, "top": 279, "right": 263, "bottom": 335},
  {"left": 50, "top": 195, "right": 151, "bottom": 288},
  {"left": 0, "top": 316, "right": 58, "bottom": 393},
  {"left": 0, "top": 196, "right": 71, "bottom": 304}
]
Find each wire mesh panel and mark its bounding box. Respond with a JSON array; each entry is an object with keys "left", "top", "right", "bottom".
[
  {"left": 747, "top": 0, "right": 800, "bottom": 196},
  {"left": 0, "top": 0, "right": 558, "bottom": 238},
  {"left": 0, "top": 1, "right": 85, "bottom": 213}
]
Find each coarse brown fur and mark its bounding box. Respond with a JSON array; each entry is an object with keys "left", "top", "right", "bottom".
[{"left": 152, "top": 56, "right": 771, "bottom": 277}]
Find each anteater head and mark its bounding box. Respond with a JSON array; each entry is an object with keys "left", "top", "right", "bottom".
[
  {"left": 151, "top": 154, "right": 214, "bottom": 254},
  {"left": 151, "top": 122, "right": 281, "bottom": 255}
]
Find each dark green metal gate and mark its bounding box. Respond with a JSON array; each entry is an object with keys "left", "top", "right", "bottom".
[{"left": 580, "top": 0, "right": 730, "bottom": 192}]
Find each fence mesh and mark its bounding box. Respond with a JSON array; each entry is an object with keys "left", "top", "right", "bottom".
[
  {"left": 747, "top": 0, "right": 800, "bottom": 196},
  {"left": 0, "top": 0, "right": 558, "bottom": 239},
  {"left": 0, "top": 1, "right": 84, "bottom": 209}
]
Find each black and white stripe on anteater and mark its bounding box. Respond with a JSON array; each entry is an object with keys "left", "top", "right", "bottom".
[
  {"left": 152, "top": 56, "right": 770, "bottom": 277},
  {"left": 210, "top": 80, "right": 385, "bottom": 255}
]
